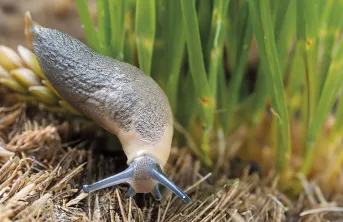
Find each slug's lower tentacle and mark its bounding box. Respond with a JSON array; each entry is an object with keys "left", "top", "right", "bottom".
[
  {"left": 151, "top": 184, "right": 162, "bottom": 200},
  {"left": 83, "top": 166, "right": 134, "bottom": 193},
  {"left": 125, "top": 185, "right": 136, "bottom": 199},
  {"left": 150, "top": 168, "right": 191, "bottom": 203}
]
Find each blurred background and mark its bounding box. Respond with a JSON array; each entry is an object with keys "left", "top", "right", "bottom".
[{"left": 0, "top": 0, "right": 92, "bottom": 48}]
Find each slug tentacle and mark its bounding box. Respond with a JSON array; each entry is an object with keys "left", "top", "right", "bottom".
[
  {"left": 82, "top": 166, "right": 134, "bottom": 193},
  {"left": 125, "top": 186, "right": 136, "bottom": 199},
  {"left": 150, "top": 167, "right": 191, "bottom": 203},
  {"left": 151, "top": 184, "right": 162, "bottom": 200}
]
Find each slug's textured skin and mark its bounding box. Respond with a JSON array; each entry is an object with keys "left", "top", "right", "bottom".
[{"left": 31, "top": 26, "right": 173, "bottom": 166}]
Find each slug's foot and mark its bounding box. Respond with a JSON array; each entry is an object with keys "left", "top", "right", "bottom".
[
  {"left": 82, "top": 156, "right": 191, "bottom": 203},
  {"left": 125, "top": 186, "right": 136, "bottom": 199}
]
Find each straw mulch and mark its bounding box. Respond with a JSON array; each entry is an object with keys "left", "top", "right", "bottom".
[{"left": 0, "top": 102, "right": 342, "bottom": 222}]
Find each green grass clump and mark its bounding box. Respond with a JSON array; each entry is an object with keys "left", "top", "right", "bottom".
[{"left": 56, "top": 0, "right": 343, "bottom": 191}]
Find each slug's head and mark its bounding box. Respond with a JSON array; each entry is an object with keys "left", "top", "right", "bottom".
[{"left": 83, "top": 156, "right": 191, "bottom": 203}]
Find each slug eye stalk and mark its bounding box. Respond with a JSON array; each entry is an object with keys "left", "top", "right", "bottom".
[{"left": 83, "top": 156, "right": 191, "bottom": 203}]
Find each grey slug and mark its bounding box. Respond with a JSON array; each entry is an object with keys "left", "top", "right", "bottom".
[{"left": 24, "top": 12, "right": 190, "bottom": 203}]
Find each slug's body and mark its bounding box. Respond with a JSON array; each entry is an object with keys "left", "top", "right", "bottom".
[
  {"left": 31, "top": 26, "right": 173, "bottom": 167},
  {"left": 26, "top": 13, "right": 190, "bottom": 202}
]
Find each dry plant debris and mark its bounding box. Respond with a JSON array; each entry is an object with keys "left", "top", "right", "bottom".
[{"left": 0, "top": 103, "right": 342, "bottom": 221}]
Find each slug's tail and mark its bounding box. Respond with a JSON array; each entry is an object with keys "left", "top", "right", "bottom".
[{"left": 24, "top": 11, "right": 40, "bottom": 49}]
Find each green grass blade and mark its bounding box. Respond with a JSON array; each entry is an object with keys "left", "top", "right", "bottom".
[
  {"left": 227, "top": 0, "right": 249, "bottom": 71},
  {"left": 177, "top": 74, "right": 198, "bottom": 130},
  {"left": 296, "top": 0, "right": 321, "bottom": 131},
  {"left": 76, "top": 0, "right": 101, "bottom": 52},
  {"left": 208, "top": 0, "right": 229, "bottom": 100},
  {"left": 273, "top": 0, "right": 291, "bottom": 38},
  {"left": 123, "top": 6, "right": 136, "bottom": 65},
  {"left": 165, "top": 0, "right": 185, "bottom": 113},
  {"left": 225, "top": 1, "right": 252, "bottom": 132},
  {"left": 249, "top": 0, "right": 291, "bottom": 172},
  {"left": 151, "top": 0, "right": 168, "bottom": 86},
  {"left": 108, "top": 0, "right": 126, "bottom": 60},
  {"left": 135, "top": 0, "right": 156, "bottom": 76},
  {"left": 251, "top": 65, "right": 269, "bottom": 124},
  {"left": 217, "top": 59, "right": 229, "bottom": 133},
  {"left": 227, "top": 25, "right": 252, "bottom": 132},
  {"left": 274, "top": 0, "right": 295, "bottom": 76},
  {"left": 318, "top": 1, "right": 343, "bottom": 94},
  {"left": 96, "top": 0, "right": 111, "bottom": 56},
  {"left": 333, "top": 95, "right": 343, "bottom": 135},
  {"left": 303, "top": 46, "right": 343, "bottom": 174},
  {"left": 238, "top": 2, "right": 266, "bottom": 126},
  {"left": 198, "top": 0, "right": 213, "bottom": 69},
  {"left": 287, "top": 44, "right": 306, "bottom": 99},
  {"left": 181, "top": 0, "right": 214, "bottom": 156},
  {"left": 248, "top": 1, "right": 269, "bottom": 125},
  {"left": 302, "top": 1, "right": 343, "bottom": 174}
]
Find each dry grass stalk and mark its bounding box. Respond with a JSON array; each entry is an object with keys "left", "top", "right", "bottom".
[{"left": 5, "top": 125, "right": 61, "bottom": 152}]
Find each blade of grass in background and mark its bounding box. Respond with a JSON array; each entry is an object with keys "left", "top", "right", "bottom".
[
  {"left": 225, "top": 1, "right": 252, "bottom": 133},
  {"left": 206, "top": 0, "right": 229, "bottom": 140},
  {"left": 164, "top": 0, "right": 185, "bottom": 113},
  {"left": 298, "top": 0, "right": 321, "bottom": 91},
  {"left": 123, "top": 4, "right": 136, "bottom": 65},
  {"left": 302, "top": 1, "right": 343, "bottom": 174},
  {"left": 108, "top": 0, "right": 126, "bottom": 60},
  {"left": 333, "top": 94, "right": 343, "bottom": 137},
  {"left": 151, "top": 0, "right": 167, "bottom": 86},
  {"left": 177, "top": 74, "right": 212, "bottom": 166},
  {"left": 198, "top": 0, "right": 213, "bottom": 69},
  {"left": 76, "top": 0, "right": 101, "bottom": 53},
  {"left": 249, "top": 0, "right": 291, "bottom": 172},
  {"left": 303, "top": 42, "right": 343, "bottom": 174},
  {"left": 301, "top": 2, "right": 343, "bottom": 174},
  {"left": 287, "top": 46, "right": 306, "bottom": 114},
  {"left": 181, "top": 0, "right": 214, "bottom": 161},
  {"left": 246, "top": 0, "right": 272, "bottom": 126},
  {"left": 135, "top": 0, "right": 155, "bottom": 76},
  {"left": 274, "top": 0, "right": 295, "bottom": 78},
  {"left": 217, "top": 60, "right": 230, "bottom": 134},
  {"left": 296, "top": 0, "right": 320, "bottom": 152},
  {"left": 318, "top": 1, "right": 340, "bottom": 95},
  {"left": 208, "top": 0, "right": 229, "bottom": 104},
  {"left": 251, "top": 66, "right": 269, "bottom": 124},
  {"left": 96, "top": 0, "right": 111, "bottom": 56},
  {"left": 226, "top": 25, "right": 252, "bottom": 132},
  {"left": 177, "top": 74, "right": 198, "bottom": 131}
]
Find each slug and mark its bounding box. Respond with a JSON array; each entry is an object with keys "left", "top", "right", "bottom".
[{"left": 24, "top": 12, "right": 191, "bottom": 203}]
